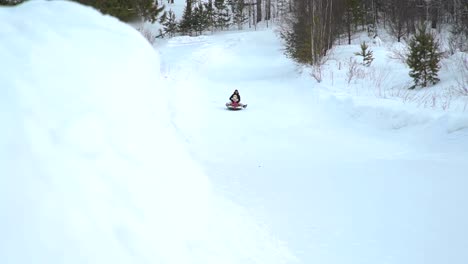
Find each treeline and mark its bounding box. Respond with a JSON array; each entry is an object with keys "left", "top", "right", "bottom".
[
  {"left": 160, "top": 0, "right": 278, "bottom": 37},
  {"left": 73, "top": 0, "right": 164, "bottom": 22},
  {"left": 280, "top": 0, "right": 468, "bottom": 65},
  {"left": 0, "top": 0, "right": 164, "bottom": 22},
  {"left": 0, "top": 0, "right": 22, "bottom": 5},
  {"left": 161, "top": 0, "right": 251, "bottom": 37},
  {"left": 161, "top": 0, "right": 242, "bottom": 37},
  {"left": 0, "top": 0, "right": 274, "bottom": 37},
  {"left": 4, "top": 0, "right": 466, "bottom": 59}
]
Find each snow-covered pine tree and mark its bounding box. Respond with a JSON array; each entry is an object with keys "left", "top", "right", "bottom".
[
  {"left": 192, "top": 2, "right": 211, "bottom": 35},
  {"left": 354, "top": 41, "right": 374, "bottom": 66},
  {"left": 159, "top": 10, "right": 178, "bottom": 38},
  {"left": 407, "top": 25, "right": 441, "bottom": 88},
  {"left": 229, "top": 0, "right": 248, "bottom": 30},
  {"left": 204, "top": 0, "right": 216, "bottom": 32},
  {"left": 214, "top": 0, "right": 231, "bottom": 30}
]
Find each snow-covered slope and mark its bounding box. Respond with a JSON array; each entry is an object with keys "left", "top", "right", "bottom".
[
  {"left": 159, "top": 29, "right": 468, "bottom": 264},
  {"left": 0, "top": 1, "right": 295, "bottom": 264},
  {"left": 314, "top": 31, "right": 468, "bottom": 112}
]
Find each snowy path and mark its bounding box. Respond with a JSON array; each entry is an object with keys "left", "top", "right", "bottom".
[{"left": 159, "top": 30, "right": 468, "bottom": 264}]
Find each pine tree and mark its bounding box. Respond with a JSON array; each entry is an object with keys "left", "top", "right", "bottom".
[
  {"left": 354, "top": 41, "right": 374, "bottom": 66},
  {"left": 193, "top": 2, "right": 210, "bottom": 35},
  {"left": 0, "top": 0, "right": 24, "bottom": 5},
  {"left": 281, "top": 18, "right": 312, "bottom": 64},
  {"left": 214, "top": 0, "right": 231, "bottom": 30},
  {"left": 348, "top": 0, "right": 365, "bottom": 27},
  {"left": 159, "top": 10, "right": 178, "bottom": 38},
  {"left": 179, "top": 0, "right": 194, "bottom": 35},
  {"left": 2, "top": 0, "right": 164, "bottom": 22},
  {"left": 407, "top": 25, "right": 441, "bottom": 88},
  {"left": 204, "top": 0, "right": 217, "bottom": 32},
  {"left": 229, "top": 0, "right": 248, "bottom": 30},
  {"left": 72, "top": 0, "right": 164, "bottom": 23},
  {"left": 136, "top": 0, "right": 165, "bottom": 23},
  {"left": 343, "top": 0, "right": 365, "bottom": 44}
]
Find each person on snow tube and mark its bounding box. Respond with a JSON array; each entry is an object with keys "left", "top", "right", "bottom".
[{"left": 229, "top": 89, "right": 242, "bottom": 107}]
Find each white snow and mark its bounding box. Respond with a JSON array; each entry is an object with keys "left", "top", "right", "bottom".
[
  {"left": 2, "top": 1, "right": 468, "bottom": 264},
  {"left": 158, "top": 28, "right": 468, "bottom": 264},
  {"left": 0, "top": 1, "right": 294, "bottom": 264}
]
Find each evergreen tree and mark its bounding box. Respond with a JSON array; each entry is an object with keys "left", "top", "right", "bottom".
[
  {"left": 0, "top": 0, "right": 24, "bottom": 5},
  {"left": 214, "top": 0, "right": 231, "bottom": 30},
  {"left": 1, "top": 0, "right": 164, "bottom": 22},
  {"left": 229, "top": 0, "right": 248, "bottom": 30},
  {"left": 179, "top": 0, "right": 194, "bottom": 35},
  {"left": 136, "top": 0, "right": 165, "bottom": 23},
  {"left": 159, "top": 10, "right": 178, "bottom": 38},
  {"left": 192, "top": 2, "right": 210, "bottom": 35},
  {"left": 73, "top": 0, "right": 164, "bottom": 22},
  {"left": 354, "top": 41, "right": 374, "bottom": 66},
  {"left": 348, "top": 0, "right": 365, "bottom": 27},
  {"left": 407, "top": 25, "right": 441, "bottom": 88},
  {"left": 178, "top": 0, "right": 222, "bottom": 36},
  {"left": 342, "top": 0, "right": 365, "bottom": 44},
  {"left": 192, "top": 3, "right": 203, "bottom": 34},
  {"left": 204, "top": 0, "right": 216, "bottom": 32},
  {"left": 281, "top": 17, "right": 312, "bottom": 64}
]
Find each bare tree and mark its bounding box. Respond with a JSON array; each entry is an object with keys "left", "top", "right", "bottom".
[
  {"left": 280, "top": 0, "right": 345, "bottom": 65},
  {"left": 387, "top": 0, "right": 414, "bottom": 42}
]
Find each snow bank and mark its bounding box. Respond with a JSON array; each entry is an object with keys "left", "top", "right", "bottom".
[
  {"left": 317, "top": 92, "right": 468, "bottom": 133},
  {"left": 0, "top": 1, "right": 294, "bottom": 264},
  {"left": 317, "top": 31, "right": 468, "bottom": 114}
]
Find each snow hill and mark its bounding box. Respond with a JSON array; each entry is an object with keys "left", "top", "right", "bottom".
[{"left": 0, "top": 1, "right": 294, "bottom": 264}]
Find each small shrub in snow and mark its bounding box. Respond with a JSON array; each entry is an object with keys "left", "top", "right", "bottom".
[
  {"left": 310, "top": 56, "right": 329, "bottom": 83},
  {"left": 407, "top": 25, "right": 441, "bottom": 89},
  {"left": 367, "top": 68, "right": 390, "bottom": 98},
  {"left": 388, "top": 45, "right": 408, "bottom": 64},
  {"left": 354, "top": 41, "right": 374, "bottom": 66},
  {"left": 346, "top": 58, "right": 360, "bottom": 85},
  {"left": 311, "top": 65, "right": 323, "bottom": 83}
]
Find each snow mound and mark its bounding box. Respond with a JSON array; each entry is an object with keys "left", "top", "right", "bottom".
[
  {"left": 319, "top": 92, "right": 468, "bottom": 133},
  {"left": 0, "top": 1, "right": 295, "bottom": 264}
]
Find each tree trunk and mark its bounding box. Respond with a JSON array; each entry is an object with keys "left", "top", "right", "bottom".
[
  {"left": 265, "top": 0, "right": 271, "bottom": 20},
  {"left": 257, "top": 0, "right": 262, "bottom": 22}
]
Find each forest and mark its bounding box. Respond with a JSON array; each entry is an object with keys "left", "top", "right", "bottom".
[{"left": 3, "top": 1, "right": 467, "bottom": 60}]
